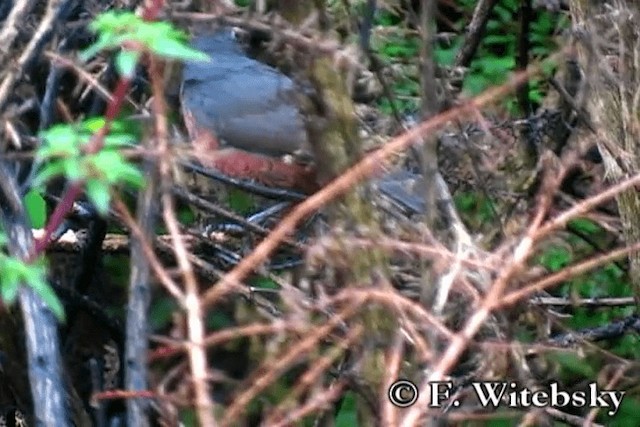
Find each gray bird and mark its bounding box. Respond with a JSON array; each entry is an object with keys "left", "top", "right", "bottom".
[
  {"left": 180, "top": 28, "right": 427, "bottom": 215},
  {"left": 180, "top": 29, "right": 316, "bottom": 192}
]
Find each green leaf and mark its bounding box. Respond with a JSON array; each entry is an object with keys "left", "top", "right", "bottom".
[
  {"left": 79, "top": 33, "right": 117, "bottom": 62},
  {"left": 86, "top": 179, "right": 112, "bottom": 215},
  {"left": 113, "top": 162, "right": 144, "bottom": 188},
  {"left": 28, "top": 275, "right": 65, "bottom": 322},
  {"left": 151, "top": 38, "right": 210, "bottom": 62},
  {"left": 569, "top": 218, "right": 601, "bottom": 235},
  {"left": 24, "top": 189, "right": 47, "bottom": 228},
  {"left": 0, "top": 257, "right": 22, "bottom": 303},
  {"left": 62, "top": 159, "right": 84, "bottom": 182},
  {"left": 82, "top": 11, "right": 209, "bottom": 64},
  {"left": 0, "top": 257, "right": 63, "bottom": 321},
  {"left": 115, "top": 50, "right": 140, "bottom": 78},
  {"left": 538, "top": 245, "right": 572, "bottom": 272},
  {"left": 82, "top": 117, "right": 107, "bottom": 133}
]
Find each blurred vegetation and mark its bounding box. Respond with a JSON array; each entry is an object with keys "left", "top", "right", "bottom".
[{"left": 374, "top": 0, "right": 567, "bottom": 114}]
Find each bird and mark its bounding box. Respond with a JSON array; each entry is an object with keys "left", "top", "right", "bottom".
[
  {"left": 180, "top": 28, "right": 429, "bottom": 218},
  {"left": 180, "top": 28, "right": 318, "bottom": 194}
]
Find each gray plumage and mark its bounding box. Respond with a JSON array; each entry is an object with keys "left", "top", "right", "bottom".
[{"left": 181, "top": 29, "right": 311, "bottom": 159}]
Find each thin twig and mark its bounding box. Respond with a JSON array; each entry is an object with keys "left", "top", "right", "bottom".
[
  {"left": 0, "top": 0, "right": 70, "bottom": 111},
  {"left": 0, "top": 0, "right": 37, "bottom": 65},
  {"left": 151, "top": 49, "right": 216, "bottom": 425}
]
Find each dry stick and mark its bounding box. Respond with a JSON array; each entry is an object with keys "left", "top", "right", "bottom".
[
  {"left": 454, "top": 0, "right": 500, "bottom": 67},
  {"left": 0, "top": 164, "right": 68, "bottom": 426},
  {"left": 499, "top": 240, "right": 640, "bottom": 308},
  {"left": 264, "top": 325, "right": 364, "bottom": 425},
  {"left": 201, "top": 51, "right": 566, "bottom": 310},
  {"left": 44, "top": 52, "right": 143, "bottom": 111},
  {"left": 0, "top": 0, "right": 37, "bottom": 65},
  {"left": 44, "top": 51, "right": 142, "bottom": 111},
  {"left": 44, "top": 51, "right": 115, "bottom": 103},
  {"left": 381, "top": 331, "right": 406, "bottom": 427},
  {"left": 149, "top": 54, "right": 216, "bottom": 426},
  {"left": 530, "top": 296, "right": 636, "bottom": 307},
  {"left": 149, "top": 321, "right": 305, "bottom": 362},
  {"left": 496, "top": 172, "right": 640, "bottom": 307},
  {"left": 400, "top": 235, "right": 540, "bottom": 425},
  {"left": 538, "top": 170, "right": 640, "bottom": 238},
  {"left": 545, "top": 408, "right": 605, "bottom": 427},
  {"left": 269, "top": 380, "right": 349, "bottom": 427},
  {"left": 113, "top": 198, "right": 185, "bottom": 303},
  {"left": 126, "top": 74, "right": 160, "bottom": 427},
  {"left": 0, "top": 0, "right": 69, "bottom": 111},
  {"left": 329, "top": 288, "right": 454, "bottom": 340},
  {"left": 399, "top": 167, "right": 640, "bottom": 426},
  {"left": 221, "top": 304, "right": 362, "bottom": 426},
  {"left": 399, "top": 108, "right": 576, "bottom": 427},
  {"left": 309, "top": 234, "right": 494, "bottom": 270},
  {"left": 373, "top": 277, "right": 434, "bottom": 362}
]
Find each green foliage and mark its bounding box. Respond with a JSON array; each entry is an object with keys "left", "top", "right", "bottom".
[
  {"left": 179, "top": 408, "right": 198, "bottom": 427},
  {"left": 548, "top": 351, "right": 596, "bottom": 379},
  {"left": 149, "top": 296, "right": 179, "bottom": 332},
  {"left": 607, "top": 396, "right": 640, "bottom": 426},
  {"left": 207, "top": 310, "right": 234, "bottom": 331},
  {"left": 537, "top": 245, "right": 572, "bottom": 272},
  {"left": 34, "top": 118, "right": 143, "bottom": 215},
  {"left": 178, "top": 205, "right": 197, "bottom": 226},
  {"left": 335, "top": 392, "right": 358, "bottom": 427},
  {"left": 454, "top": 191, "right": 495, "bottom": 227},
  {"left": 569, "top": 217, "right": 603, "bottom": 235},
  {"left": 227, "top": 188, "right": 257, "bottom": 216},
  {"left": 374, "top": 0, "right": 565, "bottom": 114},
  {"left": 24, "top": 189, "right": 46, "bottom": 229},
  {"left": 612, "top": 334, "right": 640, "bottom": 360},
  {"left": 80, "top": 11, "right": 209, "bottom": 77},
  {"left": 456, "top": 1, "right": 562, "bottom": 109},
  {"left": 249, "top": 276, "right": 280, "bottom": 291},
  {"left": 0, "top": 232, "right": 64, "bottom": 321}
]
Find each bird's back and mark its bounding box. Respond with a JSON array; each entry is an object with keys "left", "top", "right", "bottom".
[{"left": 181, "top": 30, "right": 311, "bottom": 158}]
